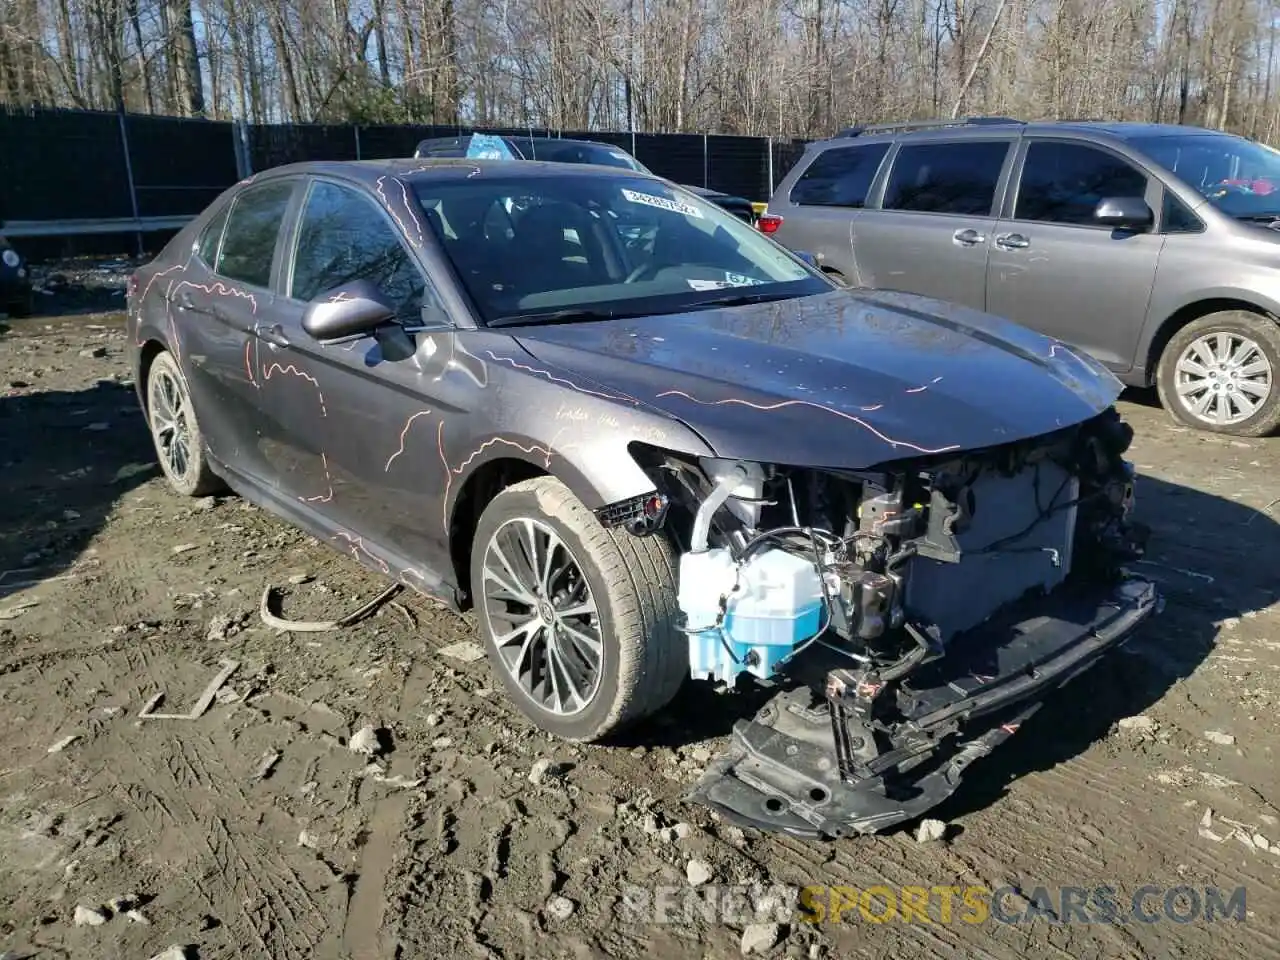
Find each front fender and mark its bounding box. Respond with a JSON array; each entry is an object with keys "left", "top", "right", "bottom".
[{"left": 439, "top": 388, "right": 715, "bottom": 533}]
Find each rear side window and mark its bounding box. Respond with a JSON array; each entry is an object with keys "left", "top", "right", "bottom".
[
  {"left": 216, "top": 181, "right": 295, "bottom": 288},
  {"left": 289, "top": 180, "right": 429, "bottom": 320},
  {"left": 882, "top": 141, "right": 1011, "bottom": 216},
  {"left": 789, "top": 143, "right": 890, "bottom": 207},
  {"left": 1016, "top": 141, "right": 1149, "bottom": 225},
  {"left": 196, "top": 203, "right": 229, "bottom": 266}
]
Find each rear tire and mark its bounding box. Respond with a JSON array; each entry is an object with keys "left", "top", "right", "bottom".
[
  {"left": 145, "top": 350, "right": 223, "bottom": 496},
  {"left": 470, "top": 476, "right": 686, "bottom": 742},
  {"left": 1156, "top": 310, "right": 1280, "bottom": 437}
]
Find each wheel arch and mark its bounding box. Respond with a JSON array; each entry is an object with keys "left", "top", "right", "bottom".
[
  {"left": 447, "top": 455, "right": 553, "bottom": 609},
  {"left": 136, "top": 337, "right": 171, "bottom": 412},
  {"left": 1145, "top": 297, "right": 1279, "bottom": 386},
  {"left": 443, "top": 418, "right": 713, "bottom": 607}
]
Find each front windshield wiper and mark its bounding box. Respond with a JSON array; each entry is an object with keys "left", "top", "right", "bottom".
[
  {"left": 487, "top": 308, "right": 640, "bottom": 328},
  {"left": 685, "top": 291, "right": 802, "bottom": 310},
  {"left": 1235, "top": 212, "right": 1280, "bottom": 223}
]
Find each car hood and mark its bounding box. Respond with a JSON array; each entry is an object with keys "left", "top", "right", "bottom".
[{"left": 511, "top": 289, "right": 1125, "bottom": 468}]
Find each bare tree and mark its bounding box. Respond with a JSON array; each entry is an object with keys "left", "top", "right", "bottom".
[{"left": 2, "top": 0, "right": 1280, "bottom": 143}]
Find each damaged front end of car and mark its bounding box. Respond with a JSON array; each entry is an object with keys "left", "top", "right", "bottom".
[{"left": 608, "top": 406, "right": 1161, "bottom": 839}]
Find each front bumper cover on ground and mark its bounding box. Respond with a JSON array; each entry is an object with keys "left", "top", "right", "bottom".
[{"left": 685, "top": 575, "right": 1160, "bottom": 839}]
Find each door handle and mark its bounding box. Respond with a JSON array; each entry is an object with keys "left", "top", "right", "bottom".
[
  {"left": 952, "top": 228, "right": 987, "bottom": 246},
  {"left": 995, "top": 232, "right": 1030, "bottom": 250},
  {"left": 255, "top": 322, "right": 290, "bottom": 348}
]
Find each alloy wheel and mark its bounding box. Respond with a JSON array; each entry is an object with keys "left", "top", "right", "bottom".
[
  {"left": 1172, "top": 331, "right": 1274, "bottom": 427},
  {"left": 480, "top": 517, "right": 603, "bottom": 716},
  {"left": 148, "top": 366, "right": 193, "bottom": 483}
]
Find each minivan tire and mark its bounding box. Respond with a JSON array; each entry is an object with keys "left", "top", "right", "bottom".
[
  {"left": 470, "top": 476, "right": 686, "bottom": 742},
  {"left": 1156, "top": 310, "right": 1280, "bottom": 437}
]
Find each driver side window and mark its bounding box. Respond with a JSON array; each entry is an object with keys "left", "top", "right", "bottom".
[
  {"left": 1015, "top": 141, "right": 1148, "bottom": 226},
  {"left": 290, "top": 180, "right": 434, "bottom": 320}
]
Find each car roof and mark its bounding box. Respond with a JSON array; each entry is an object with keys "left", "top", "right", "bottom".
[
  {"left": 824, "top": 119, "right": 1234, "bottom": 147},
  {"left": 416, "top": 134, "right": 622, "bottom": 151},
  {"left": 246, "top": 157, "right": 661, "bottom": 186},
  {"left": 509, "top": 136, "right": 619, "bottom": 149}
]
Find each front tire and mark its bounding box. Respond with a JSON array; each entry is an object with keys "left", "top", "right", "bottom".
[
  {"left": 470, "top": 476, "right": 685, "bottom": 742},
  {"left": 145, "top": 350, "right": 223, "bottom": 496},
  {"left": 1156, "top": 310, "right": 1280, "bottom": 437}
]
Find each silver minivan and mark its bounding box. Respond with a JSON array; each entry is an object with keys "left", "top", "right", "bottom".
[{"left": 764, "top": 119, "right": 1280, "bottom": 437}]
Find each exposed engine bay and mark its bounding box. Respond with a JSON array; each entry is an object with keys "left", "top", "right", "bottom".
[{"left": 609, "top": 407, "right": 1161, "bottom": 838}]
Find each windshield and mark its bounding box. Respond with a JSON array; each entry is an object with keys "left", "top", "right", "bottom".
[
  {"left": 1131, "top": 132, "right": 1280, "bottom": 218},
  {"left": 412, "top": 173, "right": 828, "bottom": 325}
]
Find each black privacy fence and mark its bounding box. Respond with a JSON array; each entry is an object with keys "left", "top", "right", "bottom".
[{"left": 0, "top": 105, "right": 813, "bottom": 225}]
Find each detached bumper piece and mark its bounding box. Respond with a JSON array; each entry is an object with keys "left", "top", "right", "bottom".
[{"left": 685, "top": 576, "right": 1160, "bottom": 839}]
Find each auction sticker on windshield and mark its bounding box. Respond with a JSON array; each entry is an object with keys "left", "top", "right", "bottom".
[
  {"left": 621, "top": 188, "right": 704, "bottom": 219},
  {"left": 687, "top": 273, "right": 767, "bottom": 291}
]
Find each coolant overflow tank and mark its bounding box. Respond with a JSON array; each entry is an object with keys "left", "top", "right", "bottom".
[{"left": 679, "top": 547, "right": 825, "bottom": 685}]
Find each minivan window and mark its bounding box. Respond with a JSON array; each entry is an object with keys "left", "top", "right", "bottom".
[
  {"left": 1131, "top": 132, "right": 1280, "bottom": 221},
  {"left": 1015, "top": 141, "right": 1148, "bottom": 226},
  {"left": 290, "top": 181, "right": 429, "bottom": 319},
  {"left": 216, "top": 181, "right": 294, "bottom": 288},
  {"left": 881, "top": 141, "right": 1010, "bottom": 216},
  {"left": 789, "top": 143, "right": 890, "bottom": 208}
]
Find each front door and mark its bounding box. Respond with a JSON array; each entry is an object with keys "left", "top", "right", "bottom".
[
  {"left": 985, "top": 138, "right": 1165, "bottom": 372},
  {"left": 269, "top": 177, "right": 473, "bottom": 588},
  {"left": 851, "top": 138, "right": 1014, "bottom": 309}
]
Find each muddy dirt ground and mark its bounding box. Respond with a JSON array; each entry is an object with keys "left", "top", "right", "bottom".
[{"left": 1, "top": 286, "right": 1279, "bottom": 960}]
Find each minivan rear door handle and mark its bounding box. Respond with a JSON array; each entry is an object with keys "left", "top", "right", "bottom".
[
  {"left": 995, "top": 232, "right": 1031, "bottom": 250},
  {"left": 952, "top": 228, "right": 987, "bottom": 247}
]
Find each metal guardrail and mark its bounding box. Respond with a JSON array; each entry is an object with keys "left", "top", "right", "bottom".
[{"left": 2, "top": 215, "right": 194, "bottom": 239}]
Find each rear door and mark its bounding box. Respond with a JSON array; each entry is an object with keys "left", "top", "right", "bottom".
[
  {"left": 772, "top": 141, "right": 891, "bottom": 282},
  {"left": 985, "top": 138, "right": 1164, "bottom": 371},
  {"left": 852, "top": 138, "right": 1015, "bottom": 308},
  {"left": 173, "top": 177, "right": 300, "bottom": 484}
]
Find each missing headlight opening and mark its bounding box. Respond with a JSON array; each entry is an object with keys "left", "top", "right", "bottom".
[{"left": 618, "top": 406, "right": 1159, "bottom": 838}]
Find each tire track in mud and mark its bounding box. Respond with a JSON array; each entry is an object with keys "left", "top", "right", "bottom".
[
  {"left": 940, "top": 757, "right": 1280, "bottom": 960},
  {"left": 91, "top": 723, "right": 335, "bottom": 960},
  {"left": 342, "top": 791, "right": 411, "bottom": 959}
]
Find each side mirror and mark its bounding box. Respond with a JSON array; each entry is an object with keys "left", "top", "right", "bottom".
[
  {"left": 1094, "top": 197, "right": 1153, "bottom": 230},
  {"left": 301, "top": 279, "right": 396, "bottom": 342}
]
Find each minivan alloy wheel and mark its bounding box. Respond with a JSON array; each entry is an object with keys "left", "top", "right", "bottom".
[
  {"left": 480, "top": 516, "right": 604, "bottom": 716},
  {"left": 1173, "top": 331, "right": 1273, "bottom": 426}
]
